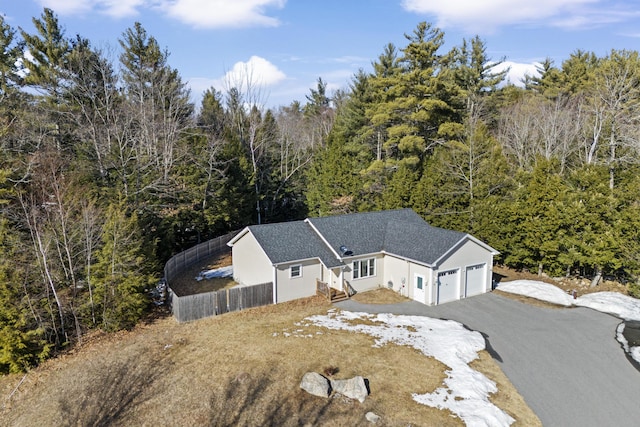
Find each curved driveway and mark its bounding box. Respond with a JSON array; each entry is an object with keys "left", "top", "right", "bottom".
[{"left": 336, "top": 292, "right": 640, "bottom": 427}]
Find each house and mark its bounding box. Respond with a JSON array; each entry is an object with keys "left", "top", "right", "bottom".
[{"left": 227, "top": 209, "right": 499, "bottom": 305}]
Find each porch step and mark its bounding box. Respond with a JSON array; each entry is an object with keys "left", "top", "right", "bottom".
[{"left": 329, "top": 288, "right": 350, "bottom": 303}]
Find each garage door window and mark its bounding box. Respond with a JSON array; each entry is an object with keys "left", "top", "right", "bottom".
[{"left": 353, "top": 258, "right": 375, "bottom": 279}]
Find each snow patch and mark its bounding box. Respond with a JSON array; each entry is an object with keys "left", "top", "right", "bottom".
[
  {"left": 300, "top": 310, "right": 515, "bottom": 426},
  {"left": 196, "top": 265, "right": 233, "bottom": 281}
]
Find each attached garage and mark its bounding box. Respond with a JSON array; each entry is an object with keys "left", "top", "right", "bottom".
[
  {"left": 437, "top": 269, "right": 459, "bottom": 304},
  {"left": 465, "top": 263, "right": 487, "bottom": 297},
  {"left": 229, "top": 208, "right": 499, "bottom": 308}
]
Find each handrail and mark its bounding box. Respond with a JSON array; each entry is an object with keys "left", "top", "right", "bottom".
[{"left": 316, "top": 279, "right": 330, "bottom": 300}]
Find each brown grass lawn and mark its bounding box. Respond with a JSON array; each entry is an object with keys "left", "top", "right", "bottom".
[
  {"left": 0, "top": 294, "right": 540, "bottom": 426},
  {"left": 169, "top": 252, "right": 235, "bottom": 297},
  {"left": 351, "top": 287, "right": 411, "bottom": 304}
]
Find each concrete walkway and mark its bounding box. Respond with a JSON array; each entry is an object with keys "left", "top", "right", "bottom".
[{"left": 336, "top": 292, "right": 640, "bottom": 427}]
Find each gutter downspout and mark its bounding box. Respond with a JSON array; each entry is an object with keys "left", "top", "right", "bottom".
[{"left": 272, "top": 266, "right": 277, "bottom": 304}]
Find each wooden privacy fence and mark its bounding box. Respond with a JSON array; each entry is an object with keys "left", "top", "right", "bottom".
[
  {"left": 169, "top": 282, "right": 273, "bottom": 323},
  {"left": 164, "top": 230, "right": 240, "bottom": 284}
]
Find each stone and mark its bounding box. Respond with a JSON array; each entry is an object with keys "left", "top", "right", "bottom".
[
  {"left": 300, "top": 372, "right": 330, "bottom": 398},
  {"left": 365, "top": 412, "right": 381, "bottom": 424},
  {"left": 330, "top": 376, "right": 369, "bottom": 403}
]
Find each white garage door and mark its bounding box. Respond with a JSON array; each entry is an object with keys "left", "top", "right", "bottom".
[
  {"left": 465, "top": 263, "right": 486, "bottom": 297},
  {"left": 437, "top": 269, "right": 459, "bottom": 304}
]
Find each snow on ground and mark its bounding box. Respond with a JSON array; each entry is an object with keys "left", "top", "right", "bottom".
[
  {"left": 195, "top": 265, "right": 233, "bottom": 281},
  {"left": 497, "top": 280, "right": 640, "bottom": 364},
  {"left": 287, "top": 309, "right": 515, "bottom": 427},
  {"left": 497, "top": 280, "right": 575, "bottom": 306}
]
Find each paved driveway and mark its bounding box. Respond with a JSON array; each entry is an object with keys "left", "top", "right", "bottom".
[{"left": 336, "top": 292, "right": 640, "bottom": 427}]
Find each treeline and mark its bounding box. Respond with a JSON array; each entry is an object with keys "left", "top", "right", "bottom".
[
  {"left": 0, "top": 9, "right": 327, "bottom": 373},
  {"left": 310, "top": 23, "right": 640, "bottom": 290},
  {"left": 1, "top": 10, "right": 640, "bottom": 373}
]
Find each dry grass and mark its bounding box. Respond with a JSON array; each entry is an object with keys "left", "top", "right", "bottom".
[
  {"left": 0, "top": 295, "right": 539, "bottom": 427},
  {"left": 169, "top": 252, "right": 235, "bottom": 297},
  {"left": 351, "top": 287, "right": 411, "bottom": 304}
]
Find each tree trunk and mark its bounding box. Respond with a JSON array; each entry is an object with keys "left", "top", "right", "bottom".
[{"left": 590, "top": 268, "right": 602, "bottom": 288}]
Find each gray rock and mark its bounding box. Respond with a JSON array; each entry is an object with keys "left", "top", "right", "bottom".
[
  {"left": 300, "top": 372, "right": 330, "bottom": 398},
  {"left": 365, "top": 412, "right": 381, "bottom": 424},
  {"left": 330, "top": 376, "right": 369, "bottom": 403}
]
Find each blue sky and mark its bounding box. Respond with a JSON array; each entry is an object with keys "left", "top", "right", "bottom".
[{"left": 3, "top": 0, "right": 640, "bottom": 108}]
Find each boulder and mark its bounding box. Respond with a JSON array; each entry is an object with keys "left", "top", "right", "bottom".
[
  {"left": 365, "top": 412, "right": 381, "bottom": 424},
  {"left": 300, "top": 372, "right": 331, "bottom": 398},
  {"left": 330, "top": 376, "right": 369, "bottom": 403}
]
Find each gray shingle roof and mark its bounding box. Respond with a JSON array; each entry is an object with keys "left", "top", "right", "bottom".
[
  {"left": 307, "top": 209, "right": 467, "bottom": 265},
  {"left": 248, "top": 221, "right": 343, "bottom": 268},
  {"left": 238, "top": 209, "right": 478, "bottom": 268}
]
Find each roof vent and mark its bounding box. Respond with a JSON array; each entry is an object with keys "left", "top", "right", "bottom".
[{"left": 339, "top": 245, "right": 353, "bottom": 256}]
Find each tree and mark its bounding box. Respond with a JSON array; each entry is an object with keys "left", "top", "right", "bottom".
[
  {"left": 92, "top": 199, "right": 151, "bottom": 331},
  {"left": 19, "top": 8, "right": 70, "bottom": 95},
  {"left": 504, "top": 158, "right": 571, "bottom": 276},
  {"left": 0, "top": 170, "right": 51, "bottom": 373},
  {"left": 118, "top": 22, "right": 193, "bottom": 202},
  {"left": 0, "top": 15, "right": 21, "bottom": 96},
  {"left": 62, "top": 37, "right": 121, "bottom": 181},
  {"left": 584, "top": 50, "right": 640, "bottom": 189}
]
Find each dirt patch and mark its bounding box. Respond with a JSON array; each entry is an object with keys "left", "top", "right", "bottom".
[
  {"left": 0, "top": 296, "right": 537, "bottom": 427},
  {"left": 351, "top": 287, "right": 410, "bottom": 304}
]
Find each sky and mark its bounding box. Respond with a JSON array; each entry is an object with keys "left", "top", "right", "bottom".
[{"left": 3, "top": 0, "right": 640, "bottom": 109}]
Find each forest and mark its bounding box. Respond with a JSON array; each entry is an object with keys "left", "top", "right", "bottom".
[{"left": 2, "top": 8, "right": 640, "bottom": 373}]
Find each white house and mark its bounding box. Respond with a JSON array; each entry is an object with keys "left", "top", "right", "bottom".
[{"left": 227, "top": 209, "right": 498, "bottom": 305}]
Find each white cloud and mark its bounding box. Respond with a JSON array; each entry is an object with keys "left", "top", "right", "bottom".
[
  {"left": 159, "top": 0, "right": 286, "bottom": 29},
  {"left": 36, "top": 0, "right": 93, "bottom": 15},
  {"left": 97, "top": 0, "right": 146, "bottom": 18},
  {"left": 400, "top": 0, "right": 612, "bottom": 32},
  {"left": 492, "top": 61, "right": 541, "bottom": 86},
  {"left": 37, "top": 0, "right": 145, "bottom": 18},
  {"left": 226, "top": 56, "right": 286, "bottom": 86},
  {"left": 204, "top": 56, "right": 286, "bottom": 94},
  {"left": 36, "top": 0, "right": 285, "bottom": 25}
]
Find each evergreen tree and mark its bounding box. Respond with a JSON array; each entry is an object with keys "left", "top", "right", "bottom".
[
  {"left": 0, "top": 170, "right": 51, "bottom": 373},
  {"left": 504, "top": 158, "right": 571, "bottom": 276},
  {"left": 19, "top": 8, "right": 70, "bottom": 95},
  {"left": 0, "top": 16, "right": 21, "bottom": 95},
  {"left": 306, "top": 71, "right": 373, "bottom": 215},
  {"left": 92, "top": 200, "right": 151, "bottom": 331}
]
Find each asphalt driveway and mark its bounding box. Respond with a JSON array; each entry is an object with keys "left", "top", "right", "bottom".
[{"left": 336, "top": 292, "right": 640, "bottom": 427}]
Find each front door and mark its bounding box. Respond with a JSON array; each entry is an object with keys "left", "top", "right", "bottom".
[{"left": 413, "top": 274, "right": 426, "bottom": 303}]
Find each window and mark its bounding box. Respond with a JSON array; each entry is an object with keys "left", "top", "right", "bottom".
[
  {"left": 352, "top": 258, "right": 375, "bottom": 279},
  {"left": 290, "top": 264, "right": 302, "bottom": 278}
]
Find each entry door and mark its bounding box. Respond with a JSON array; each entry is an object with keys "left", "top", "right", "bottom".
[
  {"left": 413, "top": 274, "right": 426, "bottom": 303},
  {"left": 465, "top": 264, "right": 486, "bottom": 297},
  {"left": 437, "top": 269, "right": 459, "bottom": 304}
]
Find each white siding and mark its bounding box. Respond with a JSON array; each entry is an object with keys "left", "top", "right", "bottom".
[
  {"left": 275, "top": 259, "right": 323, "bottom": 303},
  {"left": 383, "top": 255, "right": 410, "bottom": 296},
  {"left": 345, "top": 254, "right": 384, "bottom": 292},
  {"left": 231, "top": 232, "right": 273, "bottom": 286},
  {"left": 436, "top": 238, "right": 494, "bottom": 300}
]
